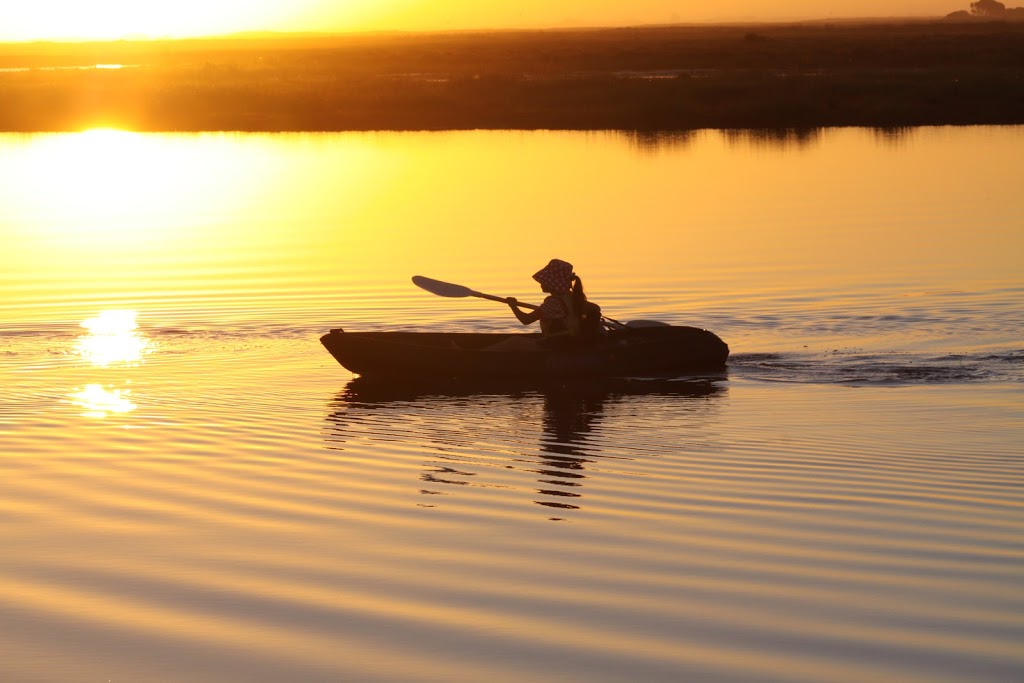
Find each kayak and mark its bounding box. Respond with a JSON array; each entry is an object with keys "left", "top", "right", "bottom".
[{"left": 320, "top": 325, "right": 729, "bottom": 379}]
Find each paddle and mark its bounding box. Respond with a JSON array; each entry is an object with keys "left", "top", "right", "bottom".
[
  {"left": 412, "top": 275, "right": 538, "bottom": 309},
  {"left": 412, "top": 275, "right": 630, "bottom": 329}
]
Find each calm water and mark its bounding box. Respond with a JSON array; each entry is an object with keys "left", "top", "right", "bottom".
[{"left": 1, "top": 127, "right": 1022, "bottom": 682}]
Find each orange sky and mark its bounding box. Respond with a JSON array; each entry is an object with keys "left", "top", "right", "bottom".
[{"left": 1, "top": 2, "right": 964, "bottom": 41}]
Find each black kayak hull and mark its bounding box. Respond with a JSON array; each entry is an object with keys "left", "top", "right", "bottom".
[{"left": 320, "top": 326, "right": 729, "bottom": 379}]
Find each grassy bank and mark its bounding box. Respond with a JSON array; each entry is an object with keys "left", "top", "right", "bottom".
[{"left": 1, "top": 20, "right": 1023, "bottom": 131}]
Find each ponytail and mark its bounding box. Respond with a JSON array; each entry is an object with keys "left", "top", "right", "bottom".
[
  {"left": 571, "top": 274, "right": 587, "bottom": 310},
  {"left": 571, "top": 274, "right": 602, "bottom": 337}
]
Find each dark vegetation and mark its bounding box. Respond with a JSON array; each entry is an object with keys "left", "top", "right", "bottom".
[
  {"left": 1, "top": 20, "right": 1023, "bottom": 132},
  {"left": 946, "top": 0, "right": 1024, "bottom": 20}
]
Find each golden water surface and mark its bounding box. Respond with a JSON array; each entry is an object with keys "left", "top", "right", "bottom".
[{"left": 1, "top": 127, "right": 1022, "bottom": 683}]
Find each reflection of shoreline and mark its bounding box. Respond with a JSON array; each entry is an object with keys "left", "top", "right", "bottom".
[{"left": 325, "top": 377, "right": 726, "bottom": 519}]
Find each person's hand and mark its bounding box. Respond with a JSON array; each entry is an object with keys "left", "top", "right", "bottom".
[{"left": 506, "top": 297, "right": 518, "bottom": 307}]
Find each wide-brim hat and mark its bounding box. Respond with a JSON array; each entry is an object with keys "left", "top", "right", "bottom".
[{"left": 532, "top": 259, "right": 574, "bottom": 293}]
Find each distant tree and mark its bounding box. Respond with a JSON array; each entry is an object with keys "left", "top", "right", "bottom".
[{"left": 971, "top": 0, "right": 1007, "bottom": 15}]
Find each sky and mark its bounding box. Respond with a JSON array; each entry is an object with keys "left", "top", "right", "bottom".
[{"left": 0, "top": 1, "right": 966, "bottom": 42}]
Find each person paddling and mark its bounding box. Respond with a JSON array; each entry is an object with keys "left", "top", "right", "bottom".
[{"left": 507, "top": 259, "right": 603, "bottom": 342}]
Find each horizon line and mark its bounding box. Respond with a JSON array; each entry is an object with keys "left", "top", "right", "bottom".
[{"left": 0, "top": 14, "right": 969, "bottom": 46}]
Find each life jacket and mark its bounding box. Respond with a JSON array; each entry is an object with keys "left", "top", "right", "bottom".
[
  {"left": 539, "top": 293, "right": 576, "bottom": 338},
  {"left": 540, "top": 294, "right": 602, "bottom": 339}
]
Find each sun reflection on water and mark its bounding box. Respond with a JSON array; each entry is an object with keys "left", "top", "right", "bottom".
[
  {"left": 75, "top": 310, "right": 150, "bottom": 367},
  {"left": 68, "top": 310, "right": 148, "bottom": 418},
  {"left": 67, "top": 383, "right": 136, "bottom": 418}
]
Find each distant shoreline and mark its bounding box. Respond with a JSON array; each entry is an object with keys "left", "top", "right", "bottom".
[{"left": 1, "top": 21, "right": 1022, "bottom": 132}]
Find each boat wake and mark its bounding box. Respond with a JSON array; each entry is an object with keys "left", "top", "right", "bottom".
[{"left": 729, "top": 350, "right": 1023, "bottom": 386}]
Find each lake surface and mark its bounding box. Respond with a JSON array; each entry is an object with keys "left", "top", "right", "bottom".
[{"left": 1, "top": 126, "right": 1022, "bottom": 682}]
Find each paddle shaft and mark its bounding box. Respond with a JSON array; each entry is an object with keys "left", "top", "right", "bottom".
[
  {"left": 463, "top": 289, "right": 630, "bottom": 328},
  {"left": 473, "top": 290, "right": 538, "bottom": 310},
  {"left": 413, "top": 275, "right": 626, "bottom": 327}
]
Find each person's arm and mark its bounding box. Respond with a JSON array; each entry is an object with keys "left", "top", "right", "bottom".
[{"left": 507, "top": 297, "right": 542, "bottom": 325}]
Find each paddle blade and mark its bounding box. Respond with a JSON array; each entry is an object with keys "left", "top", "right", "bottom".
[{"left": 412, "top": 275, "right": 474, "bottom": 298}]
